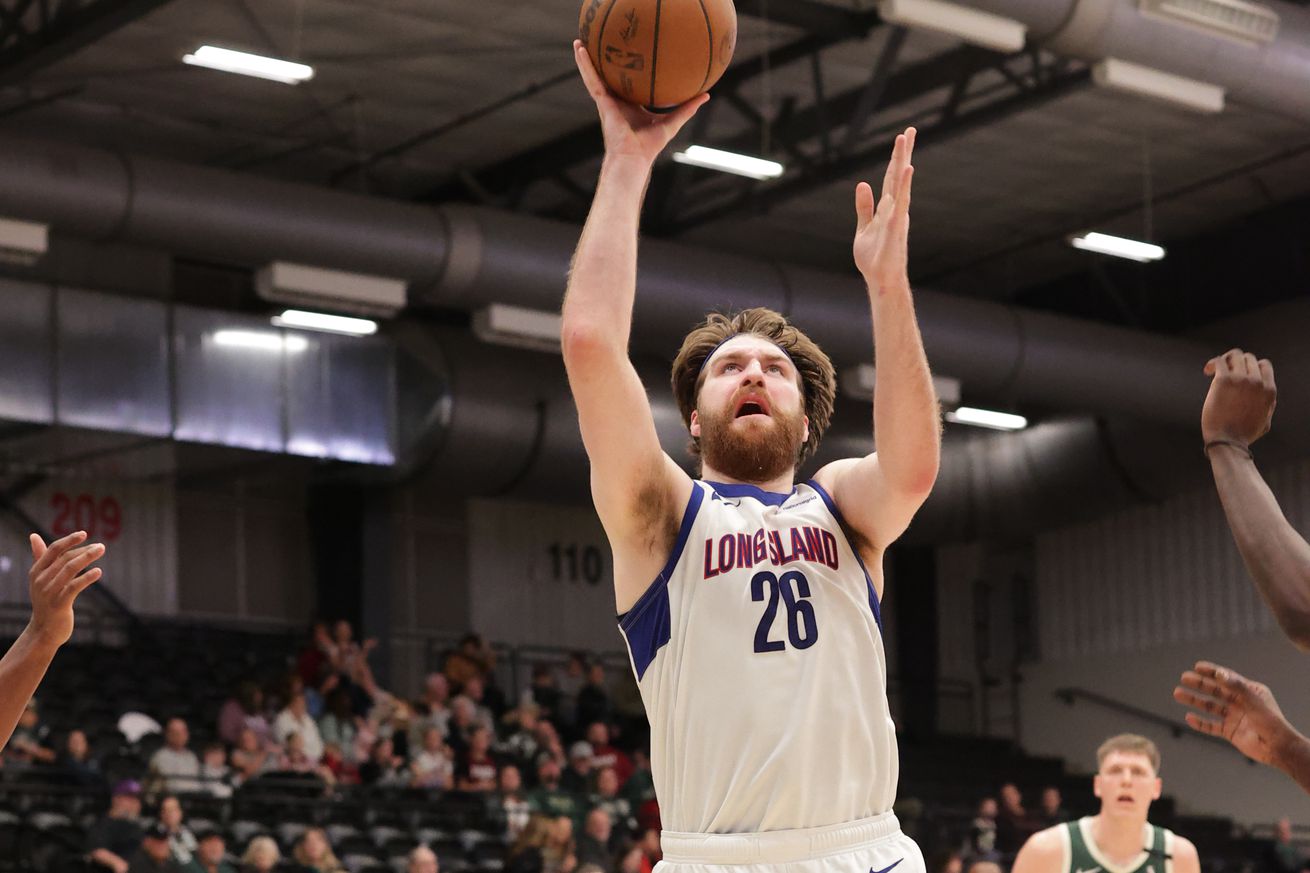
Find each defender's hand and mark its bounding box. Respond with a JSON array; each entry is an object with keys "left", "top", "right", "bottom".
[
  {"left": 573, "top": 40, "right": 708, "bottom": 166},
  {"left": 27, "top": 532, "right": 104, "bottom": 648},
  {"left": 854, "top": 128, "right": 915, "bottom": 292},
  {"left": 1174, "top": 661, "right": 1294, "bottom": 767},
  {"left": 1202, "top": 349, "right": 1276, "bottom": 447}
]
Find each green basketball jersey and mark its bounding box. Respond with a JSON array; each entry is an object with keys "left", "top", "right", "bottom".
[{"left": 1062, "top": 817, "right": 1174, "bottom": 873}]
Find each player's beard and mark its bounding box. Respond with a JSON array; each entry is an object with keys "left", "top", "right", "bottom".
[{"left": 697, "top": 403, "right": 806, "bottom": 483}]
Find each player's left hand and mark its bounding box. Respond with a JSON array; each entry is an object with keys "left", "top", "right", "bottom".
[
  {"left": 27, "top": 531, "right": 105, "bottom": 648},
  {"left": 1202, "top": 349, "right": 1276, "bottom": 448},
  {"left": 853, "top": 127, "right": 915, "bottom": 292},
  {"left": 1173, "top": 660, "right": 1295, "bottom": 767}
]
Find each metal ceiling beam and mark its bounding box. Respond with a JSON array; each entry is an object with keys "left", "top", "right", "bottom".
[
  {"left": 735, "top": 0, "right": 877, "bottom": 39},
  {"left": 419, "top": 11, "right": 884, "bottom": 204},
  {"left": 0, "top": 0, "right": 178, "bottom": 86},
  {"left": 664, "top": 64, "right": 1092, "bottom": 234}
]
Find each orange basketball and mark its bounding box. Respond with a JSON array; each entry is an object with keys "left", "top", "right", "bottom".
[{"left": 579, "top": 0, "right": 737, "bottom": 111}]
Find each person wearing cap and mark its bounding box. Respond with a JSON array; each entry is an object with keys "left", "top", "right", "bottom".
[
  {"left": 127, "top": 822, "right": 183, "bottom": 873},
  {"left": 1, "top": 531, "right": 105, "bottom": 754},
  {"left": 181, "top": 831, "right": 236, "bottom": 873},
  {"left": 88, "top": 780, "right": 146, "bottom": 873},
  {"left": 560, "top": 741, "right": 594, "bottom": 795}
]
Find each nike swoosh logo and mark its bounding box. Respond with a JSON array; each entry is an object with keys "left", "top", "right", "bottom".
[{"left": 870, "top": 860, "right": 903, "bottom": 873}]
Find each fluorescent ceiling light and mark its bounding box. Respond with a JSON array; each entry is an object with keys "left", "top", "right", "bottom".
[
  {"left": 671, "top": 146, "right": 784, "bottom": 180},
  {"left": 876, "top": 0, "right": 1027, "bottom": 53},
  {"left": 1092, "top": 57, "right": 1224, "bottom": 113},
  {"left": 0, "top": 216, "right": 47, "bottom": 266},
  {"left": 841, "top": 364, "right": 962, "bottom": 408},
  {"left": 183, "top": 45, "right": 314, "bottom": 84},
  {"left": 271, "top": 309, "right": 378, "bottom": 336},
  {"left": 256, "top": 262, "right": 406, "bottom": 318},
  {"left": 213, "top": 329, "right": 308, "bottom": 353},
  {"left": 1139, "top": 0, "right": 1279, "bottom": 46},
  {"left": 945, "top": 407, "right": 1028, "bottom": 431},
  {"left": 473, "top": 303, "right": 562, "bottom": 354},
  {"left": 1070, "top": 231, "right": 1166, "bottom": 263}
]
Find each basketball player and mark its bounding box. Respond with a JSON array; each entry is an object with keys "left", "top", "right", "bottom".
[
  {"left": 1199, "top": 349, "right": 1310, "bottom": 650},
  {"left": 1174, "top": 660, "right": 1310, "bottom": 795},
  {"left": 563, "top": 35, "right": 940, "bottom": 873},
  {"left": 0, "top": 531, "right": 104, "bottom": 750},
  {"left": 1010, "top": 735, "right": 1199, "bottom": 873}
]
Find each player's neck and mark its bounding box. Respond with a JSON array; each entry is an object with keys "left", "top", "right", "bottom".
[
  {"left": 700, "top": 463, "right": 796, "bottom": 495},
  {"left": 1091, "top": 813, "right": 1148, "bottom": 863}
]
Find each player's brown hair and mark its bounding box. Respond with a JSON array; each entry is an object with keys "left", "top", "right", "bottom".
[
  {"left": 1096, "top": 734, "right": 1161, "bottom": 774},
  {"left": 671, "top": 308, "right": 836, "bottom": 466}
]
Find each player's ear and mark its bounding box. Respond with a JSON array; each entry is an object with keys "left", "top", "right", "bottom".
[
  {"left": 802, "top": 415, "right": 810, "bottom": 445},
  {"left": 690, "top": 409, "right": 701, "bottom": 438},
  {"left": 1091, "top": 774, "right": 1103, "bottom": 799},
  {"left": 1151, "top": 777, "right": 1161, "bottom": 800}
]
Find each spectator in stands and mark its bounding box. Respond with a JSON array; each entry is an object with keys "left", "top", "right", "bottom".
[
  {"left": 995, "top": 783, "right": 1033, "bottom": 855},
  {"left": 619, "top": 845, "right": 648, "bottom": 873},
  {"left": 529, "top": 664, "right": 564, "bottom": 725},
  {"left": 968, "top": 797, "right": 999, "bottom": 861},
  {"left": 529, "top": 756, "right": 582, "bottom": 825},
  {"left": 380, "top": 698, "right": 414, "bottom": 761},
  {"left": 447, "top": 633, "right": 496, "bottom": 687},
  {"left": 62, "top": 727, "right": 104, "bottom": 786},
  {"left": 966, "top": 862, "right": 1001, "bottom": 873},
  {"left": 292, "top": 828, "right": 345, "bottom": 873},
  {"left": 239, "top": 835, "right": 280, "bottom": 873},
  {"left": 413, "top": 672, "right": 452, "bottom": 744},
  {"left": 590, "top": 766, "right": 636, "bottom": 838},
  {"left": 0, "top": 531, "right": 104, "bottom": 755},
  {"left": 543, "top": 816, "right": 578, "bottom": 873},
  {"left": 585, "top": 723, "right": 632, "bottom": 786},
  {"left": 318, "top": 689, "right": 360, "bottom": 763},
  {"left": 575, "top": 664, "right": 611, "bottom": 733},
  {"left": 561, "top": 742, "right": 594, "bottom": 795},
  {"left": 198, "top": 742, "right": 233, "bottom": 798},
  {"left": 576, "top": 808, "right": 615, "bottom": 869},
  {"left": 275, "top": 693, "right": 324, "bottom": 763},
  {"left": 182, "top": 831, "right": 235, "bottom": 873},
  {"left": 1267, "top": 818, "right": 1307, "bottom": 873},
  {"left": 331, "top": 619, "right": 379, "bottom": 697},
  {"left": 411, "top": 726, "right": 454, "bottom": 789},
  {"left": 129, "top": 823, "right": 183, "bottom": 873},
  {"left": 622, "top": 750, "right": 655, "bottom": 809},
  {"left": 407, "top": 845, "right": 439, "bottom": 873},
  {"left": 925, "top": 851, "right": 962, "bottom": 873},
  {"left": 535, "top": 720, "right": 567, "bottom": 771},
  {"left": 359, "top": 736, "right": 407, "bottom": 787},
  {"left": 463, "top": 676, "right": 499, "bottom": 730},
  {"left": 558, "top": 653, "right": 588, "bottom": 713},
  {"left": 8, "top": 697, "right": 56, "bottom": 765},
  {"left": 508, "top": 815, "right": 555, "bottom": 873},
  {"left": 1037, "top": 787, "right": 1067, "bottom": 828},
  {"left": 457, "top": 725, "right": 500, "bottom": 792},
  {"left": 157, "top": 795, "right": 197, "bottom": 864},
  {"left": 502, "top": 704, "right": 541, "bottom": 767},
  {"left": 276, "top": 731, "right": 335, "bottom": 787},
  {"left": 497, "top": 764, "right": 533, "bottom": 842},
  {"left": 89, "top": 779, "right": 147, "bottom": 873},
  {"left": 320, "top": 741, "right": 358, "bottom": 785},
  {"left": 637, "top": 829, "right": 661, "bottom": 868},
  {"left": 229, "top": 727, "right": 275, "bottom": 786},
  {"left": 446, "top": 695, "right": 478, "bottom": 759},
  {"left": 217, "top": 682, "right": 270, "bottom": 748},
  {"left": 147, "top": 718, "right": 202, "bottom": 796}
]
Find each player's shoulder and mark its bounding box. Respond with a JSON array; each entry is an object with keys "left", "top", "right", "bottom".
[
  {"left": 1012, "top": 825, "right": 1069, "bottom": 873},
  {"left": 1168, "top": 832, "right": 1200, "bottom": 863},
  {"left": 1025, "top": 823, "right": 1071, "bottom": 850}
]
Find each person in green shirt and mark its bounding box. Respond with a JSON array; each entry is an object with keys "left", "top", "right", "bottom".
[
  {"left": 1011, "top": 735, "right": 1200, "bottom": 873},
  {"left": 182, "top": 832, "right": 237, "bottom": 873}
]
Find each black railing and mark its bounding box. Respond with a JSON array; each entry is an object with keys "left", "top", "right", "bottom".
[{"left": 1053, "top": 687, "right": 1253, "bottom": 760}]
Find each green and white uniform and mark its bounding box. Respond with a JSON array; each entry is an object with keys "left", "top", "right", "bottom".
[{"left": 1059, "top": 817, "right": 1176, "bottom": 873}]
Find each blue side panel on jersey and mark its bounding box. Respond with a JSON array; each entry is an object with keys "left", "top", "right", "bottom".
[
  {"left": 618, "top": 483, "right": 705, "bottom": 681},
  {"left": 805, "top": 479, "right": 883, "bottom": 632},
  {"left": 704, "top": 480, "right": 795, "bottom": 506}
]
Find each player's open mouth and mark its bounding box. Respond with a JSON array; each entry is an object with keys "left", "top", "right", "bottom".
[{"left": 734, "top": 397, "right": 771, "bottom": 418}]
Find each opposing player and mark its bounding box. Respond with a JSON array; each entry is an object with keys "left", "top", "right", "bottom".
[
  {"left": 1010, "top": 735, "right": 1199, "bottom": 873},
  {"left": 562, "top": 34, "right": 940, "bottom": 873},
  {"left": 0, "top": 531, "right": 105, "bottom": 751}
]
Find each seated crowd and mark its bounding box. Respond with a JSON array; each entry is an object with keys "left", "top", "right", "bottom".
[{"left": 1, "top": 623, "right": 662, "bottom": 873}]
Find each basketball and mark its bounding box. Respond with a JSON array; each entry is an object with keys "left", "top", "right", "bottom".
[{"left": 578, "top": 0, "right": 737, "bottom": 110}]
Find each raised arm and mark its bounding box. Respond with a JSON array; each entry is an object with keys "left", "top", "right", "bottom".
[
  {"left": 1201, "top": 350, "right": 1310, "bottom": 650},
  {"left": 814, "top": 129, "right": 940, "bottom": 569},
  {"left": 0, "top": 532, "right": 103, "bottom": 751},
  {"left": 561, "top": 42, "right": 702, "bottom": 611}
]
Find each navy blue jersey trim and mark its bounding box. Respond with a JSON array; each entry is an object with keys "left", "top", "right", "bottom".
[
  {"left": 704, "top": 480, "right": 796, "bottom": 507},
  {"left": 805, "top": 479, "right": 883, "bottom": 631},
  {"left": 617, "top": 483, "right": 705, "bottom": 680}
]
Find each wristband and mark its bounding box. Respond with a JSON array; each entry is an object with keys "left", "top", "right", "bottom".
[{"left": 1204, "top": 439, "right": 1253, "bottom": 460}]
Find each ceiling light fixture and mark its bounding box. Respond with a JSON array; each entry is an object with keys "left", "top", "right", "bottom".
[
  {"left": 1092, "top": 58, "right": 1225, "bottom": 113},
  {"left": 183, "top": 45, "right": 315, "bottom": 85},
  {"left": 1139, "top": 0, "right": 1280, "bottom": 46},
  {"left": 213, "top": 330, "right": 309, "bottom": 353},
  {"left": 0, "top": 217, "right": 48, "bottom": 266},
  {"left": 1069, "top": 231, "right": 1166, "bottom": 263},
  {"left": 472, "top": 303, "right": 562, "bottom": 354},
  {"left": 876, "top": 0, "right": 1027, "bottom": 53},
  {"left": 271, "top": 309, "right": 378, "bottom": 336},
  {"left": 945, "top": 407, "right": 1028, "bottom": 431},
  {"left": 671, "top": 146, "right": 785, "bottom": 181}
]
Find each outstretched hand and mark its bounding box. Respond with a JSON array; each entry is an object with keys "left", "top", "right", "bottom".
[
  {"left": 28, "top": 532, "right": 104, "bottom": 649},
  {"left": 573, "top": 40, "right": 708, "bottom": 165},
  {"left": 1173, "top": 661, "right": 1295, "bottom": 767},
  {"left": 854, "top": 127, "right": 915, "bottom": 291},
  {"left": 1202, "top": 348, "right": 1276, "bottom": 448}
]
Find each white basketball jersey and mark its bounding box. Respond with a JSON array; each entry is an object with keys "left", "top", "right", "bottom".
[{"left": 617, "top": 479, "right": 898, "bottom": 835}]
